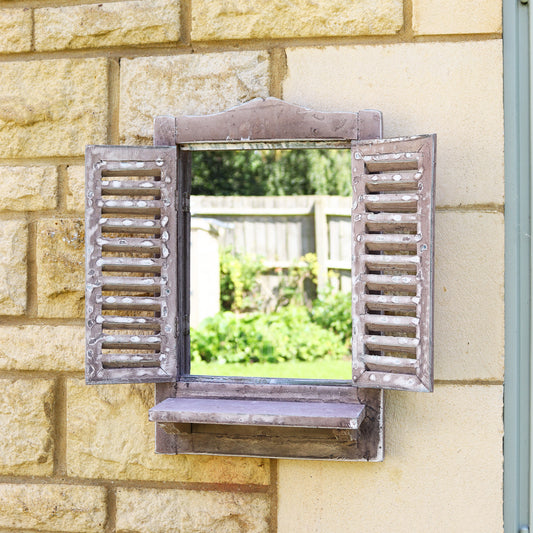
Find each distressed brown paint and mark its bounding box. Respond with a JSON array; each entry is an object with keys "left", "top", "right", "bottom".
[
  {"left": 173, "top": 97, "right": 382, "bottom": 143},
  {"left": 85, "top": 145, "right": 178, "bottom": 384},
  {"left": 85, "top": 99, "right": 435, "bottom": 459},
  {"left": 351, "top": 135, "right": 436, "bottom": 392}
]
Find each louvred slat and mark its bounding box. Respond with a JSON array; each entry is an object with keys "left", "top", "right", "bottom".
[
  {"left": 85, "top": 145, "right": 178, "bottom": 384},
  {"left": 351, "top": 135, "right": 436, "bottom": 392}
]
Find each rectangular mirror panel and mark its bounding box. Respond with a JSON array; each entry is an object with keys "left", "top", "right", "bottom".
[{"left": 188, "top": 149, "right": 352, "bottom": 381}]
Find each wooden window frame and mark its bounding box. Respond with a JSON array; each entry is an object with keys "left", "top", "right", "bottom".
[
  {"left": 86, "top": 98, "right": 436, "bottom": 461},
  {"left": 150, "top": 99, "right": 386, "bottom": 460}
]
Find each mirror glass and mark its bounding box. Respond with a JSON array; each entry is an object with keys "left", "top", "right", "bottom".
[{"left": 189, "top": 148, "right": 352, "bottom": 380}]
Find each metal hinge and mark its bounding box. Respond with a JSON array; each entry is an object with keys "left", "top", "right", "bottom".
[
  {"left": 176, "top": 315, "right": 190, "bottom": 336},
  {"left": 519, "top": 526, "right": 529, "bottom": 533},
  {"left": 520, "top": 0, "right": 528, "bottom": 5},
  {"left": 182, "top": 193, "right": 190, "bottom": 213}
]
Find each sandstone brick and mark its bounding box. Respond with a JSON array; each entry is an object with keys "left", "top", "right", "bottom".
[
  {"left": 0, "top": 166, "right": 58, "bottom": 211},
  {"left": 37, "top": 218, "right": 84, "bottom": 318},
  {"left": 413, "top": 0, "right": 501, "bottom": 35},
  {"left": 67, "top": 379, "right": 270, "bottom": 484},
  {"left": 192, "top": 0, "right": 403, "bottom": 41},
  {"left": 66, "top": 165, "right": 85, "bottom": 212},
  {"left": 116, "top": 487, "right": 270, "bottom": 533},
  {"left": 278, "top": 385, "right": 503, "bottom": 532},
  {"left": 0, "top": 378, "right": 54, "bottom": 476},
  {"left": 119, "top": 52, "right": 270, "bottom": 145},
  {"left": 0, "top": 219, "right": 27, "bottom": 315},
  {"left": 35, "top": 0, "right": 180, "bottom": 51},
  {"left": 283, "top": 41, "right": 504, "bottom": 208},
  {"left": 434, "top": 211, "right": 504, "bottom": 381},
  {"left": 0, "top": 483, "right": 106, "bottom": 532},
  {"left": 0, "top": 8, "right": 32, "bottom": 53},
  {"left": 0, "top": 325, "right": 84, "bottom": 371},
  {"left": 0, "top": 58, "right": 108, "bottom": 158}
]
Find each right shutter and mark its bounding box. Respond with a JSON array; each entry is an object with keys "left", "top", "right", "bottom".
[
  {"left": 351, "top": 135, "right": 436, "bottom": 392},
  {"left": 85, "top": 145, "right": 178, "bottom": 384}
]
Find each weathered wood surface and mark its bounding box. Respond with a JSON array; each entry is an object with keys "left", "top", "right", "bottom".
[
  {"left": 156, "top": 427, "right": 367, "bottom": 460},
  {"left": 153, "top": 387, "right": 383, "bottom": 461},
  {"left": 155, "top": 381, "right": 179, "bottom": 454},
  {"left": 173, "top": 98, "right": 382, "bottom": 143},
  {"left": 178, "top": 148, "right": 192, "bottom": 376},
  {"left": 149, "top": 397, "right": 365, "bottom": 429},
  {"left": 351, "top": 135, "right": 436, "bottom": 392},
  {"left": 85, "top": 145, "right": 178, "bottom": 384},
  {"left": 182, "top": 140, "right": 352, "bottom": 151},
  {"left": 153, "top": 115, "right": 176, "bottom": 146},
  {"left": 173, "top": 379, "right": 358, "bottom": 401}
]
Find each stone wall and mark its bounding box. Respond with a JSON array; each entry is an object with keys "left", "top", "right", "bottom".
[{"left": 0, "top": 1, "right": 503, "bottom": 531}]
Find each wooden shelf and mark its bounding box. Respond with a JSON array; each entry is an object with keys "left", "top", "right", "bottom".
[{"left": 149, "top": 397, "right": 366, "bottom": 430}]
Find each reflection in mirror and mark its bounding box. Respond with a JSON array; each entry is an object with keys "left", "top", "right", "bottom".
[{"left": 189, "top": 149, "right": 352, "bottom": 380}]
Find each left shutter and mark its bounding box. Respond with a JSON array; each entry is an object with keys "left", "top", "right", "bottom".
[{"left": 85, "top": 145, "right": 178, "bottom": 384}]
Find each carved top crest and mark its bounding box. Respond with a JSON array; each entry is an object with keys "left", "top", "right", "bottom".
[{"left": 165, "top": 98, "right": 381, "bottom": 143}]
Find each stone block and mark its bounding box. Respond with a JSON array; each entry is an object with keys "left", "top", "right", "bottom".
[
  {"left": 0, "top": 166, "right": 58, "bottom": 211},
  {"left": 283, "top": 41, "right": 504, "bottom": 208},
  {"left": 0, "top": 325, "right": 84, "bottom": 371},
  {"left": 0, "top": 219, "right": 27, "bottom": 315},
  {"left": 0, "top": 8, "right": 32, "bottom": 53},
  {"left": 67, "top": 379, "right": 270, "bottom": 484},
  {"left": 37, "top": 218, "right": 84, "bottom": 318},
  {"left": 35, "top": 0, "right": 180, "bottom": 51},
  {"left": 0, "top": 483, "right": 106, "bottom": 532},
  {"left": 413, "top": 0, "right": 501, "bottom": 35},
  {"left": 278, "top": 385, "right": 503, "bottom": 532},
  {"left": 192, "top": 0, "right": 403, "bottom": 41},
  {"left": 434, "top": 211, "right": 504, "bottom": 381},
  {"left": 66, "top": 165, "right": 85, "bottom": 212},
  {"left": 116, "top": 487, "right": 270, "bottom": 533},
  {"left": 119, "top": 52, "right": 270, "bottom": 144},
  {"left": 0, "top": 58, "right": 108, "bottom": 158},
  {"left": 0, "top": 378, "right": 54, "bottom": 476}
]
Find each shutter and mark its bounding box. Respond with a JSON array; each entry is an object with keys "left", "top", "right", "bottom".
[
  {"left": 351, "top": 135, "right": 436, "bottom": 392},
  {"left": 85, "top": 145, "right": 178, "bottom": 384}
]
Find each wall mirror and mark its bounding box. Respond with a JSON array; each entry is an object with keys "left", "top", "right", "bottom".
[
  {"left": 188, "top": 147, "right": 353, "bottom": 381},
  {"left": 86, "top": 97, "right": 435, "bottom": 459}
]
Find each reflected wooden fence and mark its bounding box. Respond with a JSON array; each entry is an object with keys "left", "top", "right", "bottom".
[{"left": 190, "top": 195, "right": 352, "bottom": 293}]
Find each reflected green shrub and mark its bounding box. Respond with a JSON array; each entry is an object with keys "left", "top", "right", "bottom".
[{"left": 191, "top": 305, "right": 348, "bottom": 365}]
